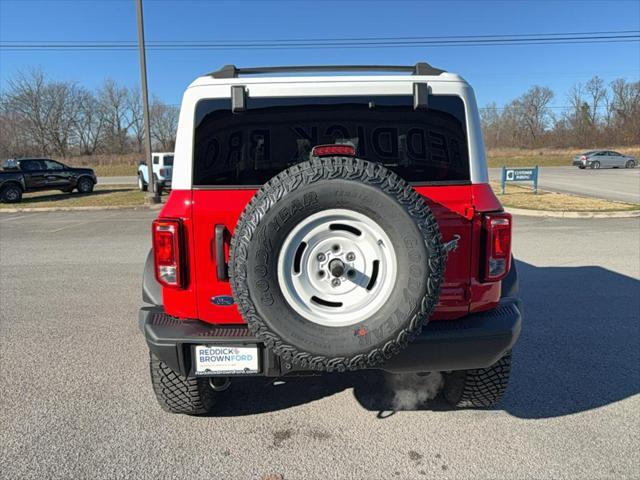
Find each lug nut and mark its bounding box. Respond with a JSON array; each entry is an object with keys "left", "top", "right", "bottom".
[
  {"left": 316, "top": 253, "right": 326, "bottom": 262},
  {"left": 331, "top": 278, "right": 341, "bottom": 287},
  {"left": 346, "top": 252, "right": 355, "bottom": 261}
]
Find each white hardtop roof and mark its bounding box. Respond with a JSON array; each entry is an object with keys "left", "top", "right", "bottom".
[
  {"left": 187, "top": 63, "right": 466, "bottom": 88},
  {"left": 170, "top": 64, "right": 488, "bottom": 190},
  {"left": 188, "top": 72, "right": 467, "bottom": 89}
]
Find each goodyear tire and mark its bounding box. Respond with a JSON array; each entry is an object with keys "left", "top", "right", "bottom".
[
  {"left": 229, "top": 157, "right": 446, "bottom": 372},
  {"left": 149, "top": 352, "right": 216, "bottom": 415},
  {"left": 443, "top": 351, "right": 512, "bottom": 408}
]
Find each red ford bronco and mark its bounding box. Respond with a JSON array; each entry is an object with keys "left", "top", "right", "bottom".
[{"left": 140, "top": 63, "right": 522, "bottom": 414}]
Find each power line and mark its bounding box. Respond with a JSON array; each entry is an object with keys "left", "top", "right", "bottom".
[
  {"left": 1, "top": 31, "right": 638, "bottom": 51},
  {"left": 3, "top": 30, "right": 638, "bottom": 44}
]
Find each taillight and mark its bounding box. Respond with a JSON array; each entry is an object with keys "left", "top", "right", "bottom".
[
  {"left": 311, "top": 144, "right": 356, "bottom": 157},
  {"left": 153, "top": 219, "right": 185, "bottom": 288},
  {"left": 580, "top": 155, "right": 587, "bottom": 161},
  {"left": 482, "top": 213, "right": 512, "bottom": 282}
]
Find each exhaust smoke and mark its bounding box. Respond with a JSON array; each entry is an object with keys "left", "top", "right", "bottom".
[{"left": 387, "top": 372, "right": 444, "bottom": 410}]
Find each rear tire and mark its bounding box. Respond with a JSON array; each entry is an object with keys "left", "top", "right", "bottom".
[
  {"left": 77, "top": 177, "right": 94, "bottom": 193},
  {"left": 149, "top": 352, "right": 216, "bottom": 415},
  {"left": 138, "top": 174, "right": 148, "bottom": 191},
  {"left": 626, "top": 160, "right": 636, "bottom": 169},
  {"left": 591, "top": 161, "right": 600, "bottom": 169},
  {"left": 0, "top": 184, "right": 23, "bottom": 203},
  {"left": 443, "top": 351, "right": 512, "bottom": 408}
]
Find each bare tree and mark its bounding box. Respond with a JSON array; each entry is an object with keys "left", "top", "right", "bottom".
[
  {"left": 584, "top": 76, "right": 607, "bottom": 126},
  {"left": 3, "top": 70, "right": 52, "bottom": 155},
  {"left": 602, "top": 90, "right": 614, "bottom": 129},
  {"left": 2, "top": 69, "right": 82, "bottom": 157},
  {"left": 565, "top": 83, "right": 593, "bottom": 145},
  {"left": 46, "top": 81, "right": 83, "bottom": 157},
  {"left": 480, "top": 102, "right": 501, "bottom": 149},
  {"left": 72, "top": 88, "right": 105, "bottom": 155},
  {"left": 97, "top": 79, "right": 133, "bottom": 153},
  {"left": 128, "top": 86, "right": 145, "bottom": 153},
  {"left": 150, "top": 97, "right": 178, "bottom": 151},
  {"left": 500, "top": 101, "right": 525, "bottom": 147},
  {"left": 0, "top": 101, "right": 32, "bottom": 158},
  {"left": 516, "top": 85, "right": 554, "bottom": 146},
  {"left": 610, "top": 78, "right": 640, "bottom": 144}
]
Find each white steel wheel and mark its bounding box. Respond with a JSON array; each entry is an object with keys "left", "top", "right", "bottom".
[{"left": 277, "top": 209, "right": 397, "bottom": 327}]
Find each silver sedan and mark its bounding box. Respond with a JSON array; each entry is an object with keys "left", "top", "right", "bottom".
[{"left": 573, "top": 150, "right": 637, "bottom": 169}]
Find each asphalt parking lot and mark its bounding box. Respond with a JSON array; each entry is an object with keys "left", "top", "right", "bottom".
[
  {"left": 1, "top": 210, "right": 639, "bottom": 479},
  {"left": 488, "top": 166, "right": 640, "bottom": 204}
]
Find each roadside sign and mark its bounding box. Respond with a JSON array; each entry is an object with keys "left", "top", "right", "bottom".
[{"left": 501, "top": 166, "right": 539, "bottom": 194}]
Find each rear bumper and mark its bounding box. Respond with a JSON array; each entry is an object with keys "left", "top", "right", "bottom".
[{"left": 139, "top": 298, "right": 522, "bottom": 377}]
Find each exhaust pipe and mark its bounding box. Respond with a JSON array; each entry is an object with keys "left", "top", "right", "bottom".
[{"left": 209, "top": 377, "right": 231, "bottom": 392}]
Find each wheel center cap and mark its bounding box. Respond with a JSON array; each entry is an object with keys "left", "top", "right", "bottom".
[{"left": 328, "top": 259, "right": 345, "bottom": 278}]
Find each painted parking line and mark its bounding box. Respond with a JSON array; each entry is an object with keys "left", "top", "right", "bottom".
[
  {"left": 46, "top": 211, "right": 121, "bottom": 233},
  {"left": 0, "top": 213, "right": 42, "bottom": 223}
]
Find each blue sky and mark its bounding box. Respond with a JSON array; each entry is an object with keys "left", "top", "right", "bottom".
[{"left": 1, "top": 0, "right": 638, "bottom": 109}]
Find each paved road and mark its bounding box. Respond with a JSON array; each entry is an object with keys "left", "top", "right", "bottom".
[
  {"left": 99, "top": 175, "right": 137, "bottom": 186},
  {"left": 102, "top": 167, "right": 640, "bottom": 204},
  {"left": 1, "top": 211, "right": 639, "bottom": 479},
  {"left": 489, "top": 166, "right": 640, "bottom": 204}
]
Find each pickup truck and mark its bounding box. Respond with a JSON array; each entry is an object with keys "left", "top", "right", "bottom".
[
  {"left": 0, "top": 158, "right": 97, "bottom": 203},
  {"left": 138, "top": 152, "right": 173, "bottom": 192}
]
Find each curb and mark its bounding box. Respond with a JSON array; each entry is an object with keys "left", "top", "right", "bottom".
[
  {"left": 0, "top": 204, "right": 163, "bottom": 213},
  {"left": 505, "top": 206, "right": 640, "bottom": 218}
]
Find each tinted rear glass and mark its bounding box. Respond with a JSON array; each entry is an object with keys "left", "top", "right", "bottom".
[
  {"left": 164, "top": 155, "right": 174, "bottom": 166},
  {"left": 193, "top": 95, "right": 469, "bottom": 186}
]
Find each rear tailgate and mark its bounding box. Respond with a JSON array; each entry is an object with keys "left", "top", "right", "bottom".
[
  {"left": 189, "top": 90, "right": 475, "bottom": 324},
  {"left": 192, "top": 186, "right": 473, "bottom": 324}
]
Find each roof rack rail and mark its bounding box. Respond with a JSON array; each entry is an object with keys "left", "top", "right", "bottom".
[{"left": 208, "top": 62, "right": 445, "bottom": 79}]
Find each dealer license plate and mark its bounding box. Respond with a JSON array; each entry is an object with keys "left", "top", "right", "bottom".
[{"left": 194, "top": 345, "right": 259, "bottom": 375}]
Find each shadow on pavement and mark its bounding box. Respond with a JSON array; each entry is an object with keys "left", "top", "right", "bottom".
[
  {"left": 499, "top": 260, "right": 640, "bottom": 419},
  {"left": 209, "top": 260, "right": 640, "bottom": 419},
  {"left": 18, "top": 188, "right": 132, "bottom": 204}
]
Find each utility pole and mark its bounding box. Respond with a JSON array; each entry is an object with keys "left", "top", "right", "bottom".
[{"left": 136, "top": 0, "right": 159, "bottom": 203}]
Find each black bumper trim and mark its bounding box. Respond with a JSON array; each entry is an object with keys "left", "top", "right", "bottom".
[
  {"left": 140, "top": 298, "right": 522, "bottom": 377},
  {"left": 381, "top": 298, "right": 522, "bottom": 372}
]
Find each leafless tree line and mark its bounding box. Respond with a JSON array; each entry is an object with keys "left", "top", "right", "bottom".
[
  {"left": 1, "top": 69, "right": 637, "bottom": 158},
  {"left": 481, "top": 77, "right": 640, "bottom": 149},
  {"left": 0, "top": 69, "right": 179, "bottom": 159}
]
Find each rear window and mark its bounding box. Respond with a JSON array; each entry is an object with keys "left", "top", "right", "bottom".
[
  {"left": 163, "top": 155, "right": 174, "bottom": 166},
  {"left": 193, "top": 95, "right": 469, "bottom": 186}
]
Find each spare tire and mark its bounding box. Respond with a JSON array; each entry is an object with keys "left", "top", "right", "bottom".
[{"left": 229, "top": 157, "right": 445, "bottom": 372}]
